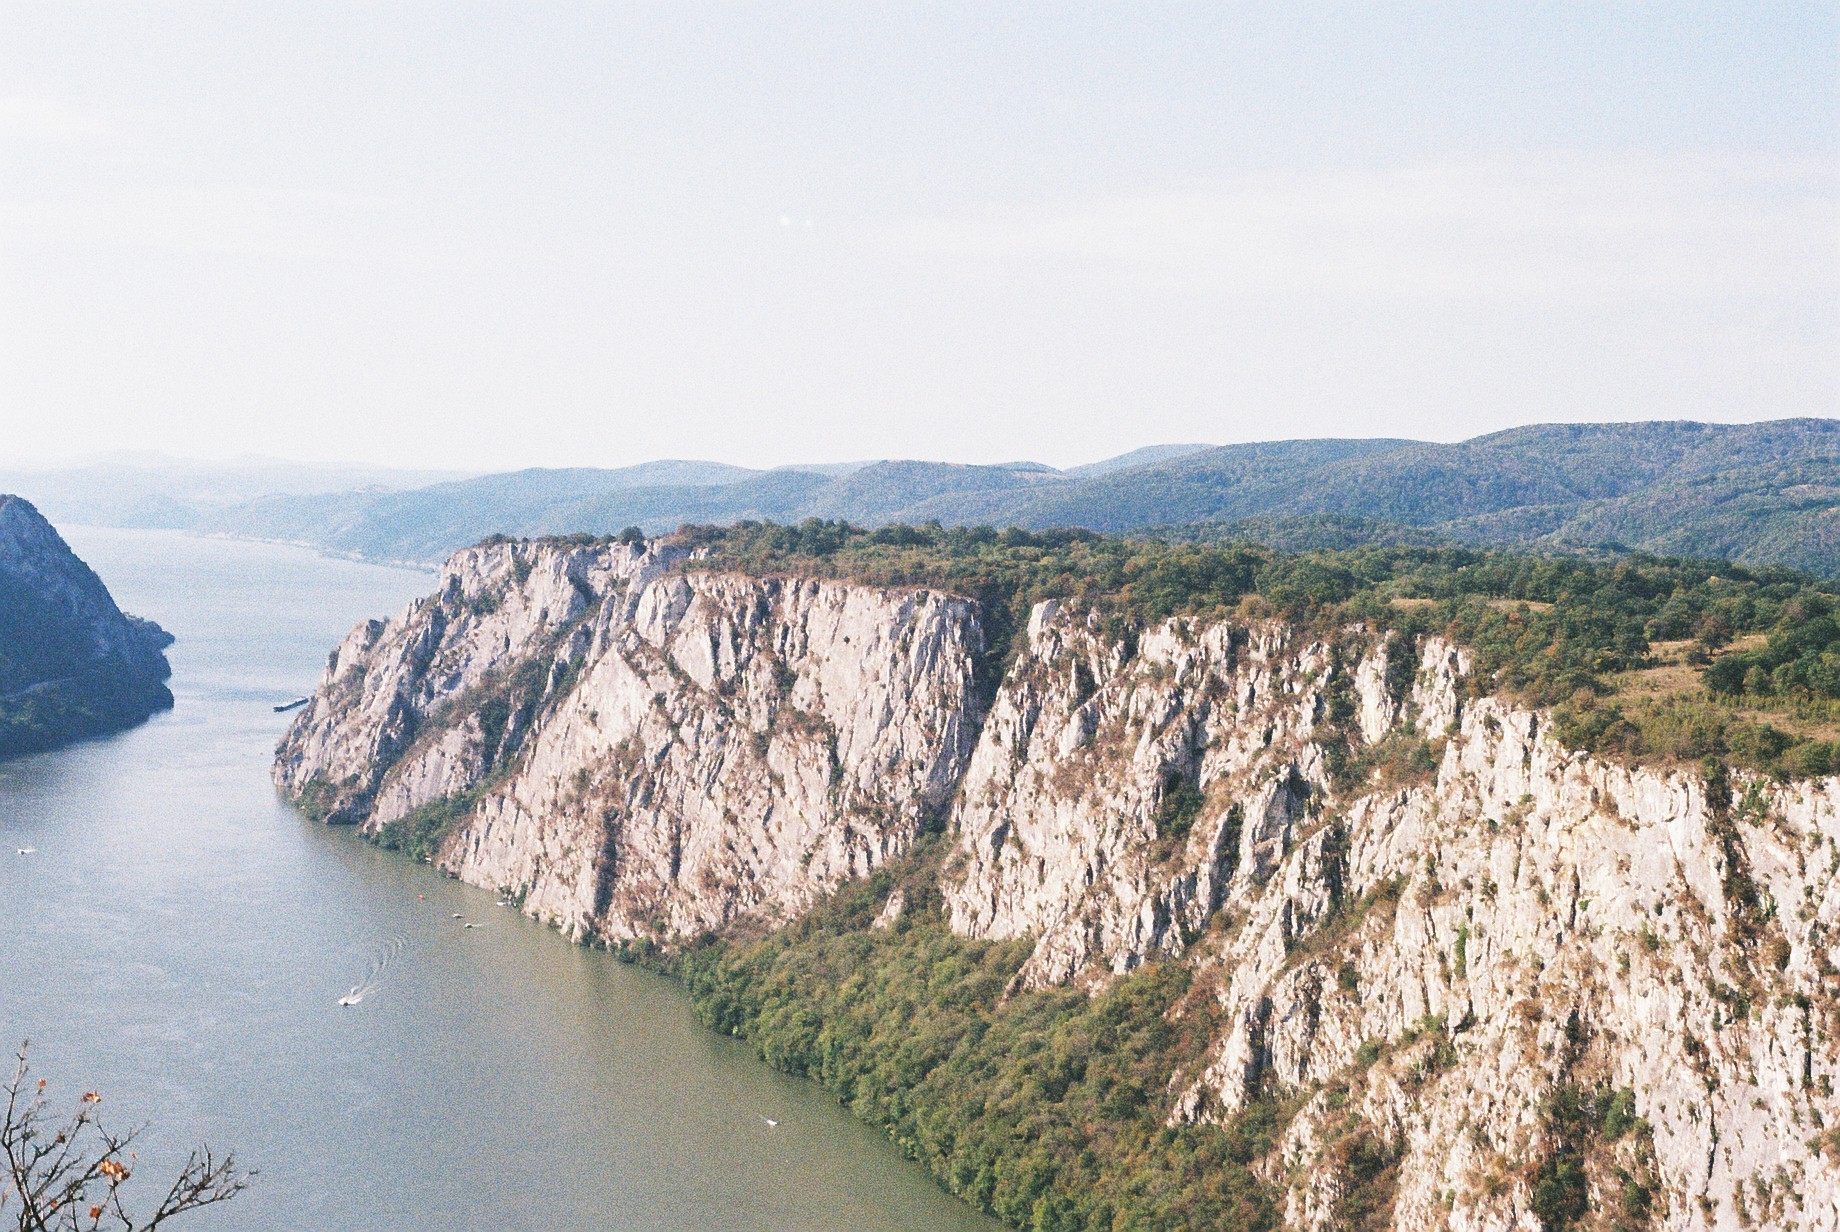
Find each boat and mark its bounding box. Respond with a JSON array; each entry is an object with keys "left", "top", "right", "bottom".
[{"left": 273, "top": 697, "right": 310, "bottom": 713}]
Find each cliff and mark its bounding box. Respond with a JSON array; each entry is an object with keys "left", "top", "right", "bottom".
[
  {"left": 275, "top": 538, "right": 984, "bottom": 940},
  {"left": 0, "top": 496, "right": 173, "bottom": 758},
  {"left": 278, "top": 535, "right": 1840, "bottom": 1230}
]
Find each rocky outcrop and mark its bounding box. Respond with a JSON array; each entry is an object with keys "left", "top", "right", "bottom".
[
  {"left": 276, "top": 537, "right": 984, "bottom": 941},
  {"left": 0, "top": 495, "right": 173, "bottom": 758},
  {"left": 279, "top": 536, "right": 1840, "bottom": 1228},
  {"left": 1185, "top": 698, "right": 1840, "bottom": 1232},
  {"left": 942, "top": 604, "right": 1419, "bottom": 989}
]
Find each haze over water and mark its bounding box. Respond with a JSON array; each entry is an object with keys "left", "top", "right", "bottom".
[{"left": 0, "top": 528, "right": 995, "bottom": 1232}]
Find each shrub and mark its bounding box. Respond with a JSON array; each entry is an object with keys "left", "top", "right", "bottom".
[{"left": 681, "top": 862, "right": 1285, "bottom": 1231}]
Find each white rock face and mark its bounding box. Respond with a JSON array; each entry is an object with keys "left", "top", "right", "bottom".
[
  {"left": 1171, "top": 698, "right": 1840, "bottom": 1232},
  {"left": 276, "top": 539, "right": 984, "bottom": 941},
  {"left": 279, "top": 546, "right": 1840, "bottom": 1229},
  {"left": 942, "top": 605, "right": 1348, "bottom": 989},
  {"left": 940, "top": 604, "right": 1839, "bottom": 1230}
]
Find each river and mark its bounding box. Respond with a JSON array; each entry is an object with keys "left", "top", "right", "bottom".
[{"left": 0, "top": 527, "right": 996, "bottom": 1232}]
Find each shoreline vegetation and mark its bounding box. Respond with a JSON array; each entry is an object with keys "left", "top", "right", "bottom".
[{"left": 675, "top": 839, "right": 1288, "bottom": 1232}]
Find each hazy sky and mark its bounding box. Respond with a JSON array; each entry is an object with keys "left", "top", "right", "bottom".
[{"left": 2, "top": 3, "right": 1835, "bottom": 471}]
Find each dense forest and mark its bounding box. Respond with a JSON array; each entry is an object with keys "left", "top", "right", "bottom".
[{"left": 680, "top": 850, "right": 1286, "bottom": 1232}]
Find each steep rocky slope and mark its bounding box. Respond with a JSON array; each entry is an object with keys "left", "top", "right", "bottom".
[
  {"left": 279, "top": 536, "right": 1840, "bottom": 1229},
  {"left": 0, "top": 495, "right": 173, "bottom": 758},
  {"left": 277, "top": 537, "right": 985, "bottom": 941},
  {"left": 944, "top": 602, "right": 1839, "bottom": 1230}
]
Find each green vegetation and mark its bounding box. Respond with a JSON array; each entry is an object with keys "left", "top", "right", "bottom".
[
  {"left": 1705, "top": 593, "right": 1840, "bottom": 700},
  {"left": 1153, "top": 770, "right": 1207, "bottom": 842},
  {"left": 0, "top": 670, "right": 173, "bottom": 760},
  {"left": 0, "top": 497, "right": 174, "bottom": 759},
  {"left": 368, "top": 789, "right": 480, "bottom": 862},
  {"left": 289, "top": 773, "right": 355, "bottom": 824},
  {"left": 196, "top": 420, "right": 1839, "bottom": 576},
  {"left": 676, "top": 519, "right": 1840, "bottom": 779},
  {"left": 1532, "top": 1084, "right": 1657, "bottom": 1232},
  {"left": 679, "top": 852, "right": 1286, "bottom": 1232},
  {"left": 1321, "top": 1125, "right": 1401, "bottom": 1232}
]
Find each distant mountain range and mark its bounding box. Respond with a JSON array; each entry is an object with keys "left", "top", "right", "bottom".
[
  {"left": 9, "top": 421, "right": 1837, "bottom": 576},
  {"left": 0, "top": 454, "right": 470, "bottom": 531}
]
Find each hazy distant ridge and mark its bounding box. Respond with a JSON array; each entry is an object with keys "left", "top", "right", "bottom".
[{"left": 27, "top": 420, "right": 1840, "bottom": 576}]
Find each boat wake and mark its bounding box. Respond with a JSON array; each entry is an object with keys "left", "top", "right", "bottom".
[{"left": 338, "top": 935, "right": 407, "bottom": 1008}]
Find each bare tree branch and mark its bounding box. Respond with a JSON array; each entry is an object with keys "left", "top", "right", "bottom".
[{"left": 1, "top": 1044, "right": 252, "bottom": 1232}]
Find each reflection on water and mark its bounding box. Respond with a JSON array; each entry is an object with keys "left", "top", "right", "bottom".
[{"left": 0, "top": 528, "right": 995, "bottom": 1232}]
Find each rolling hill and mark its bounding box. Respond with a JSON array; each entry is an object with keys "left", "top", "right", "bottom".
[{"left": 162, "top": 418, "right": 1840, "bottom": 575}]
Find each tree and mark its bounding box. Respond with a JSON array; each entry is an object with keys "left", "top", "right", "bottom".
[{"left": 1, "top": 1044, "right": 250, "bottom": 1231}]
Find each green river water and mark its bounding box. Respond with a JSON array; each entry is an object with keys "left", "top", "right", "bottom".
[{"left": 0, "top": 527, "right": 997, "bottom": 1232}]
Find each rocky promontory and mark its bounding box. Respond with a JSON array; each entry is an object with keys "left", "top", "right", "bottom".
[
  {"left": 0, "top": 495, "right": 173, "bottom": 758},
  {"left": 278, "top": 532, "right": 1840, "bottom": 1230}
]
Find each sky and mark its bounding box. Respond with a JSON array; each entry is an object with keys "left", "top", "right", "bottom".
[{"left": 1, "top": 3, "right": 1835, "bottom": 472}]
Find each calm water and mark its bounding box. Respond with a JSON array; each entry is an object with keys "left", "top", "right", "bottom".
[{"left": 0, "top": 528, "right": 995, "bottom": 1232}]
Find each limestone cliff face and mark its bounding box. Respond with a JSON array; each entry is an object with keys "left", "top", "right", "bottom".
[
  {"left": 274, "top": 537, "right": 661, "bottom": 826},
  {"left": 279, "top": 539, "right": 1840, "bottom": 1229},
  {"left": 949, "top": 600, "right": 1840, "bottom": 1230},
  {"left": 1190, "top": 700, "right": 1840, "bottom": 1232},
  {"left": 0, "top": 495, "right": 173, "bottom": 758},
  {"left": 275, "top": 538, "right": 985, "bottom": 941},
  {"left": 940, "top": 604, "right": 1454, "bottom": 990}
]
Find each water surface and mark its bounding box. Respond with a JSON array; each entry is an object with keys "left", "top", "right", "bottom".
[{"left": 0, "top": 528, "right": 995, "bottom": 1232}]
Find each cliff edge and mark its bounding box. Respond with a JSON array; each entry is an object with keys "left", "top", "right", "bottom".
[{"left": 278, "top": 534, "right": 1840, "bottom": 1230}]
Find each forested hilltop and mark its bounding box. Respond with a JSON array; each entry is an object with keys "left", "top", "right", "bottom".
[
  {"left": 0, "top": 496, "right": 173, "bottom": 758},
  {"left": 675, "top": 519, "right": 1840, "bottom": 780},
  {"left": 190, "top": 419, "right": 1839, "bottom": 575}
]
